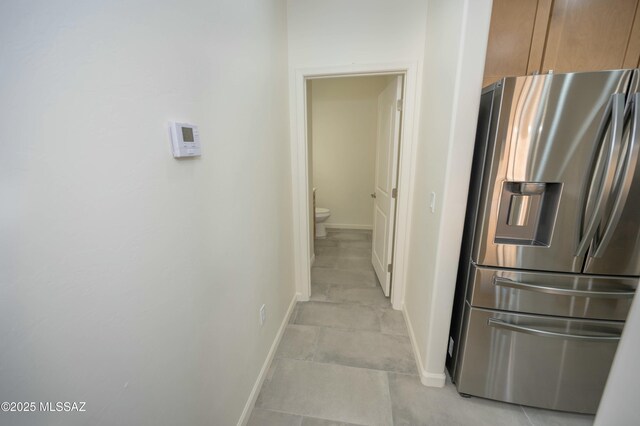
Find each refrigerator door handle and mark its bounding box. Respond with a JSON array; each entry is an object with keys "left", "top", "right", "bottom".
[
  {"left": 487, "top": 318, "right": 621, "bottom": 342},
  {"left": 576, "top": 93, "right": 626, "bottom": 257},
  {"left": 593, "top": 93, "right": 640, "bottom": 258},
  {"left": 493, "top": 276, "right": 636, "bottom": 299}
]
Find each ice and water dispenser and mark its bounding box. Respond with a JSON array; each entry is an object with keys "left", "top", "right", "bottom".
[{"left": 494, "top": 181, "right": 562, "bottom": 246}]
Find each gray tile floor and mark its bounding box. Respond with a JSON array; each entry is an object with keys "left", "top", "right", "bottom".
[{"left": 249, "top": 229, "right": 596, "bottom": 426}]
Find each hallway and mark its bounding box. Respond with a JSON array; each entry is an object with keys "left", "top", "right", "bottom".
[{"left": 249, "top": 230, "right": 594, "bottom": 425}]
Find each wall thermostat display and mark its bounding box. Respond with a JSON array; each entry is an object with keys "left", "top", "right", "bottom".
[{"left": 169, "top": 122, "right": 201, "bottom": 158}]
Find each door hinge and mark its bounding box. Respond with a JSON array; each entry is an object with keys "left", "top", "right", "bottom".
[
  {"left": 387, "top": 263, "right": 393, "bottom": 273},
  {"left": 391, "top": 188, "right": 398, "bottom": 199},
  {"left": 396, "top": 99, "right": 403, "bottom": 111}
]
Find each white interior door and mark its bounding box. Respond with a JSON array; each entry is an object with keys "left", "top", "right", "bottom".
[{"left": 372, "top": 76, "right": 403, "bottom": 296}]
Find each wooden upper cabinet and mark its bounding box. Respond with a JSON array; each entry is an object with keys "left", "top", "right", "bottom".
[
  {"left": 483, "top": 0, "right": 539, "bottom": 87},
  {"left": 542, "top": 0, "right": 639, "bottom": 73},
  {"left": 482, "top": 0, "right": 640, "bottom": 88},
  {"left": 624, "top": 2, "right": 640, "bottom": 67}
]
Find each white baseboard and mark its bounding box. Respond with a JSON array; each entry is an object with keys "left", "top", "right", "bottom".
[
  {"left": 403, "top": 306, "right": 446, "bottom": 388},
  {"left": 325, "top": 223, "right": 373, "bottom": 230},
  {"left": 421, "top": 371, "right": 446, "bottom": 387},
  {"left": 237, "top": 294, "right": 297, "bottom": 426}
]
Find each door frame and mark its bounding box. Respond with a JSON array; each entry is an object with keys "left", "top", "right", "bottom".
[{"left": 289, "top": 62, "right": 420, "bottom": 310}]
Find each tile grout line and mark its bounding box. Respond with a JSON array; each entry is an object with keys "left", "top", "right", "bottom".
[
  {"left": 252, "top": 406, "right": 369, "bottom": 426},
  {"left": 310, "top": 324, "right": 323, "bottom": 363},
  {"left": 308, "top": 299, "right": 392, "bottom": 310},
  {"left": 384, "top": 371, "right": 396, "bottom": 426},
  {"left": 281, "top": 348, "right": 421, "bottom": 378},
  {"left": 297, "top": 303, "right": 407, "bottom": 337},
  {"left": 294, "top": 318, "right": 408, "bottom": 337},
  {"left": 299, "top": 299, "right": 391, "bottom": 309},
  {"left": 311, "top": 277, "right": 378, "bottom": 285},
  {"left": 520, "top": 405, "right": 536, "bottom": 426},
  {"left": 250, "top": 407, "right": 303, "bottom": 418},
  {"left": 311, "top": 265, "right": 376, "bottom": 272}
]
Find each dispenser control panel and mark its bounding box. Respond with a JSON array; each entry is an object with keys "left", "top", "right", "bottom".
[{"left": 169, "top": 122, "right": 201, "bottom": 158}]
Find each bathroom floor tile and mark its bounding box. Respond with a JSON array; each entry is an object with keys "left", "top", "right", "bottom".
[
  {"left": 315, "top": 246, "right": 371, "bottom": 259},
  {"left": 335, "top": 240, "right": 372, "bottom": 249},
  {"left": 325, "top": 230, "right": 371, "bottom": 242},
  {"left": 334, "top": 257, "right": 376, "bottom": 270},
  {"left": 313, "top": 256, "right": 375, "bottom": 271},
  {"left": 314, "top": 238, "right": 339, "bottom": 248},
  {"left": 311, "top": 256, "right": 340, "bottom": 269}
]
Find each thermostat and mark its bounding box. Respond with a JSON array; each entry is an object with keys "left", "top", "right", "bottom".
[{"left": 169, "top": 122, "right": 201, "bottom": 158}]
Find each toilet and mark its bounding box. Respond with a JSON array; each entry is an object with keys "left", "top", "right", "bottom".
[{"left": 315, "top": 207, "right": 331, "bottom": 238}]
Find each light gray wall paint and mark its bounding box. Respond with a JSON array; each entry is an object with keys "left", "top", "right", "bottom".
[{"left": 0, "top": 1, "right": 294, "bottom": 424}]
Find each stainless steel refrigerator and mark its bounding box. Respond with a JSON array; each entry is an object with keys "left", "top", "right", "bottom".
[{"left": 447, "top": 69, "right": 640, "bottom": 414}]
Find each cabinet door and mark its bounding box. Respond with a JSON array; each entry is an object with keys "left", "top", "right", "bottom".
[
  {"left": 623, "top": 6, "right": 640, "bottom": 68},
  {"left": 482, "top": 0, "right": 539, "bottom": 87},
  {"left": 542, "top": 0, "right": 639, "bottom": 73}
]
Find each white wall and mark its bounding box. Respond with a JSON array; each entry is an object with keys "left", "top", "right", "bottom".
[
  {"left": 0, "top": 1, "right": 294, "bottom": 425},
  {"left": 403, "top": 0, "right": 492, "bottom": 386},
  {"left": 311, "top": 76, "right": 389, "bottom": 229},
  {"left": 287, "top": 0, "right": 428, "bottom": 68},
  {"left": 595, "top": 282, "right": 640, "bottom": 424}
]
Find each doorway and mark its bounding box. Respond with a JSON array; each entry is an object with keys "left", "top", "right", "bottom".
[
  {"left": 307, "top": 74, "right": 404, "bottom": 299},
  {"left": 290, "top": 63, "right": 420, "bottom": 310}
]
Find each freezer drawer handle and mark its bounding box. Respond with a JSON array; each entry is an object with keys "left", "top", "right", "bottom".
[
  {"left": 493, "top": 276, "right": 635, "bottom": 298},
  {"left": 487, "top": 318, "right": 621, "bottom": 342}
]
